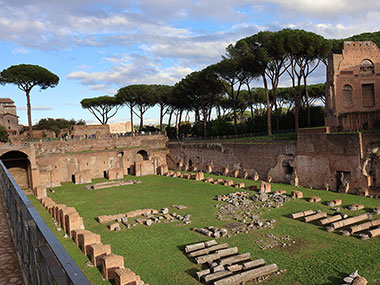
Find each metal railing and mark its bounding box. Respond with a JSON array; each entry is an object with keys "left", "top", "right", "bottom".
[
  {"left": 0, "top": 161, "right": 90, "bottom": 285},
  {"left": 173, "top": 129, "right": 295, "bottom": 142}
]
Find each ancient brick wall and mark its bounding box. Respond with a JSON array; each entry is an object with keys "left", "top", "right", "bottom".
[
  {"left": 325, "top": 41, "right": 380, "bottom": 130},
  {"left": 168, "top": 141, "right": 296, "bottom": 180},
  {"left": 0, "top": 134, "right": 168, "bottom": 189}
]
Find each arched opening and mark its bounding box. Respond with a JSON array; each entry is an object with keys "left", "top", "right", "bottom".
[
  {"left": 360, "top": 59, "right": 375, "bottom": 76},
  {"left": 0, "top": 151, "right": 31, "bottom": 190},
  {"left": 282, "top": 161, "right": 294, "bottom": 178},
  {"left": 189, "top": 159, "right": 193, "bottom": 170},
  {"left": 136, "top": 150, "right": 149, "bottom": 161}
]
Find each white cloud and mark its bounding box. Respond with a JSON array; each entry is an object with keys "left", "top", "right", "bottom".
[{"left": 17, "top": 106, "right": 54, "bottom": 111}]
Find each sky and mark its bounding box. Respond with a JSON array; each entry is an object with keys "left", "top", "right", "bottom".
[{"left": 0, "top": 0, "right": 380, "bottom": 126}]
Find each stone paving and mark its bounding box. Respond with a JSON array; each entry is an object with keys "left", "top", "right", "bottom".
[{"left": 0, "top": 190, "right": 24, "bottom": 285}]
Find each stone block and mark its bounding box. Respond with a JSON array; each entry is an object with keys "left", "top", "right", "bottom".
[
  {"left": 291, "top": 190, "right": 303, "bottom": 199},
  {"left": 78, "top": 231, "right": 101, "bottom": 255},
  {"left": 54, "top": 204, "right": 66, "bottom": 221},
  {"left": 72, "top": 229, "right": 89, "bottom": 245},
  {"left": 44, "top": 200, "right": 56, "bottom": 215},
  {"left": 87, "top": 243, "right": 111, "bottom": 266},
  {"left": 223, "top": 179, "right": 233, "bottom": 186},
  {"left": 72, "top": 170, "right": 92, "bottom": 184},
  {"left": 274, "top": 190, "right": 286, "bottom": 195},
  {"left": 230, "top": 169, "right": 239, "bottom": 178},
  {"left": 34, "top": 186, "right": 47, "bottom": 199},
  {"left": 233, "top": 182, "right": 245, "bottom": 188},
  {"left": 206, "top": 164, "right": 213, "bottom": 174},
  {"left": 115, "top": 268, "right": 141, "bottom": 285},
  {"left": 195, "top": 172, "right": 204, "bottom": 181},
  {"left": 135, "top": 160, "right": 155, "bottom": 176},
  {"left": 223, "top": 167, "right": 229, "bottom": 176},
  {"left": 59, "top": 207, "right": 77, "bottom": 230},
  {"left": 158, "top": 164, "right": 168, "bottom": 175},
  {"left": 41, "top": 197, "right": 52, "bottom": 206},
  {"left": 65, "top": 212, "right": 84, "bottom": 237},
  {"left": 260, "top": 181, "right": 271, "bottom": 193},
  {"left": 205, "top": 177, "right": 214, "bottom": 183},
  {"left": 101, "top": 254, "right": 125, "bottom": 280},
  {"left": 308, "top": 196, "right": 321, "bottom": 203},
  {"left": 109, "top": 223, "right": 120, "bottom": 231},
  {"left": 106, "top": 167, "right": 124, "bottom": 180}
]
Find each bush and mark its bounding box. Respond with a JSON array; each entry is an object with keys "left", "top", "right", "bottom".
[{"left": 0, "top": 125, "right": 9, "bottom": 142}]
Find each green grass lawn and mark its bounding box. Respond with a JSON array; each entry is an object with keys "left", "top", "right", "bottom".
[{"left": 28, "top": 174, "right": 380, "bottom": 285}]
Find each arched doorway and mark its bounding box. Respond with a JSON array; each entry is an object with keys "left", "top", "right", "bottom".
[
  {"left": 136, "top": 150, "right": 149, "bottom": 161},
  {"left": 0, "top": 151, "right": 31, "bottom": 190}
]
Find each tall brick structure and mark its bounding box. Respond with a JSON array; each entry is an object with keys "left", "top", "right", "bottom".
[
  {"left": 0, "top": 98, "right": 22, "bottom": 134},
  {"left": 325, "top": 41, "right": 380, "bottom": 131}
]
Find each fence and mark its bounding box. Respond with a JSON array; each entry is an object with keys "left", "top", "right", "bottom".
[
  {"left": 175, "top": 129, "right": 295, "bottom": 142},
  {"left": 0, "top": 161, "right": 90, "bottom": 285}
]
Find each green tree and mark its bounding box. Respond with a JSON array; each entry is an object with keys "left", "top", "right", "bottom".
[
  {"left": 116, "top": 85, "right": 156, "bottom": 131},
  {"left": 34, "top": 118, "right": 85, "bottom": 136},
  {"left": 0, "top": 125, "right": 9, "bottom": 142},
  {"left": 0, "top": 64, "right": 59, "bottom": 138},
  {"left": 151, "top": 85, "right": 173, "bottom": 131},
  {"left": 80, "top": 95, "right": 121, "bottom": 125}
]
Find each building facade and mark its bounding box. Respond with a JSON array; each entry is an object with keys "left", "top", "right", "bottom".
[
  {"left": 0, "top": 98, "right": 21, "bottom": 133},
  {"left": 325, "top": 41, "right": 380, "bottom": 131}
]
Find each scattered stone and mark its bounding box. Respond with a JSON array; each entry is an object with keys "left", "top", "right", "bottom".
[
  {"left": 348, "top": 204, "right": 365, "bottom": 211},
  {"left": 308, "top": 196, "right": 321, "bottom": 203},
  {"left": 161, "top": 208, "right": 169, "bottom": 214},
  {"left": 327, "top": 199, "right": 342, "bottom": 207},
  {"left": 254, "top": 234, "right": 296, "bottom": 250},
  {"left": 291, "top": 191, "right": 303, "bottom": 199},
  {"left": 171, "top": 205, "right": 188, "bottom": 210}
]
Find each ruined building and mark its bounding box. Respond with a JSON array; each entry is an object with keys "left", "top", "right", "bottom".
[
  {"left": 0, "top": 134, "right": 168, "bottom": 197},
  {"left": 325, "top": 41, "right": 380, "bottom": 131},
  {"left": 0, "top": 98, "right": 22, "bottom": 134}
]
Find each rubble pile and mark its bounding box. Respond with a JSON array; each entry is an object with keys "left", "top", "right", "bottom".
[{"left": 254, "top": 233, "right": 296, "bottom": 250}]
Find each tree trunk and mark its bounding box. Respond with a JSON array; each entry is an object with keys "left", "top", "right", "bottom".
[
  {"left": 203, "top": 109, "right": 207, "bottom": 138},
  {"left": 232, "top": 100, "right": 238, "bottom": 135},
  {"left": 26, "top": 90, "right": 33, "bottom": 138},
  {"left": 159, "top": 104, "right": 163, "bottom": 131},
  {"left": 304, "top": 75, "right": 311, "bottom": 127},
  {"left": 130, "top": 105, "right": 134, "bottom": 134},
  {"left": 139, "top": 108, "right": 143, "bottom": 130},
  {"left": 168, "top": 109, "right": 173, "bottom": 127},
  {"left": 263, "top": 75, "right": 272, "bottom": 136}
]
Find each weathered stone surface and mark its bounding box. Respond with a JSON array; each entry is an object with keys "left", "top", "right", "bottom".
[
  {"left": 349, "top": 219, "right": 380, "bottom": 234},
  {"left": 188, "top": 243, "right": 229, "bottom": 257},
  {"left": 291, "top": 191, "right": 303, "bottom": 199},
  {"left": 219, "top": 252, "right": 251, "bottom": 266},
  {"left": 329, "top": 214, "right": 370, "bottom": 230},
  {"left": 318, "top": 214, "right": 343, "bottom": 226},
  {"left": 304, "top": 212, "right": 327, "bottom": 223},
  {"left": 214, "top": 263, "right": 278, "bottom": 285},
  {"left": 291, "top": 210, "right": 315, "bottom": 219},
  {"left": 260, "top": 181, "right": 271, "bottom": 193},
  {"left": 101, "top": 253, "right": 125, "bottom": 280},
  {"left": 87, "top": 243, "right": 111, "bottom": 266},
  {"left": 224, "top": 179, "right": 234, "bottom": 186},
  {"left": 242, "top": 259, "right": 266, "bottom": 270},
  {"left": 196, "top": 269, "right": 210, "bottom": 281},
  {"left": 203, "top": 270, "right": 233, "bottom": 283},
  {"left": 327, "top": 199, "right": 342, "bottom": 207},
  {"left": 109, "top": 223, "right": 120, "bottom": 231},
  {"left": 114, "top": 268, "right": 140, "bottom": 285},
  {"left": 78, "top": 231, "right": 101, "bottom": 255},
  {"left": 308, "top": 196, "right": 321, "bottom": 203}
]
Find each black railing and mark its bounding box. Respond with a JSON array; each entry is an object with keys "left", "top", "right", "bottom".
[
  {"left": 174, "top": 129, "right": 295, "bottom": 142},
  {"left": 0, "top": 161, "right": 90, "bottom": 285}
]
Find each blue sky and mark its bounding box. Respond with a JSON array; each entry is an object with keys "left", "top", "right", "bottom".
[{"left": 0, "top": 0, "right": 379, "bottom": 126}]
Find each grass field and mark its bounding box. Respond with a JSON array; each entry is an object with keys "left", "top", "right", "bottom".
[{"left": 28, "top": 174, "right": 380, "bottom": 285}]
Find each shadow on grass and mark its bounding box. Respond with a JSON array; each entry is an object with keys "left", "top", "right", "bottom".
[{"left": 324, "top": 269, "right": 347, "bottom": 285}]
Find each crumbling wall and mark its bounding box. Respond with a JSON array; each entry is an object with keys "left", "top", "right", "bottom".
[{"left": 168, "top": 141, "right": 296, "bottom": 180}]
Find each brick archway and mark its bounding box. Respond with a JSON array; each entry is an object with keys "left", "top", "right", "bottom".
[{"left": 0, "top": 151, "right": 32, "bottom": 190}]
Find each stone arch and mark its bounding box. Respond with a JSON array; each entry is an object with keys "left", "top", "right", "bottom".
[
  {"left": 342, "top": 84, "right": 353, "bottom": 105},
  {"left": 136, "top": 150, "right": 149, "bottom": 161},
  {"left": 360, "top": 59, "right": 375, "bottom": 76},
  {"left": 0, "top": 151, "right": 31, "bottom": 190}
]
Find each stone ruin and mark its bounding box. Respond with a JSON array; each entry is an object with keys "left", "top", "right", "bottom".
[
  {"left": 214, "top": 191, "right": 290, "bottom": 236},
  {"left": 183, "top": 240, "right": 283, "bottom": 284},
  {"left": 254, "top": 233, "right": 296, "bottom": 250},
  {"left": 192, "top": 226, "right": 228, "bottom": 239},
  {"left": 84, "top": 179, "right": 141, "bottom": 190},
  {"left": 39, "top": 197, "right": 145, "bottom": 285},
  {"left": 97, "top": 206, "right": 191, "bottom": 231},
  {"left": 290, "top": 208, "right": 380, "bottom": 240}
]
